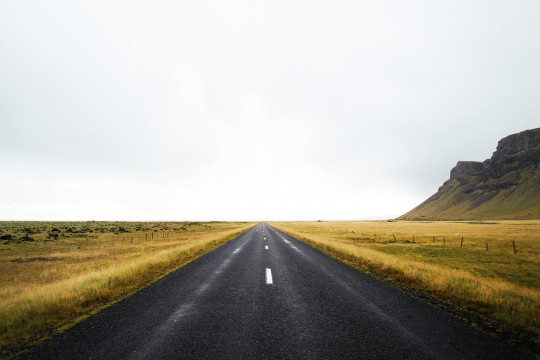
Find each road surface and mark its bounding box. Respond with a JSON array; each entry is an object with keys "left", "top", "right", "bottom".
[{"left": 20, "top": 223, "right": 534, "bottom": 359}]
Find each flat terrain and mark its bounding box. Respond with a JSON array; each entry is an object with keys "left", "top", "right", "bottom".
[
  {"left": 271, "top": 221, "right": 540, "bottom": 345},
  {"left": 19, "top": 224, "right": 535, "bottom": 359},
  {"left": 0, "top": 221, "right": 255, "bottom": 357}
]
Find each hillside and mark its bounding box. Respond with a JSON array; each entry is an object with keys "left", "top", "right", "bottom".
[{"left": 400, "top": 128, "right": 540, "bottom": 220}]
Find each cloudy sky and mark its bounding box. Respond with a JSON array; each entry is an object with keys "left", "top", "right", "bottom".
[{"left": 1, "top": 1, "right": 539, "bottom": 221}]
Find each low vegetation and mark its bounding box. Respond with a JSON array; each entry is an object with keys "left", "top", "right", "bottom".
[
  {"left": 0, "top": 221, "right": 255, "bottom": 357},
  {"left": 270, "top": 220, "right": 540, "bottom": 345},
  {"left": 401, "top": 168, "right": 540, "bottom": 220},
  {"left": 400, "top": 128, "right": 540, "bottom": 221}
]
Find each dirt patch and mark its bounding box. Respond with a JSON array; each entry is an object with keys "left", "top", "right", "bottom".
[
  {"left": 84, "top": 255, "right": 107, "bottom": 260},
  {"left": 12, "top": 257, "right": 63, "bottom": 263}
]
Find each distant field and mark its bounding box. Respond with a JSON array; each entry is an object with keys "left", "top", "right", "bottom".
[
  {"left": 0, "top": 221, "right": 255, "bottom": 357},
  {"left": 270, "top": 221, "right": 540, "bottom": 341}
]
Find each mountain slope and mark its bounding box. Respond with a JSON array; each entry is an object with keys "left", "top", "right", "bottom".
[{"left": 400, "top": 128, "right": 540, "bottom": 220}]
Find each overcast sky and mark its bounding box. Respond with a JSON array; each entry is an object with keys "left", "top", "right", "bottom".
[{"left": 1, "top": 1, "right": 539, "bottom": 221}]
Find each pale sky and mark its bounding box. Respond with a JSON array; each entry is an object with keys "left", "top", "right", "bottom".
[{"left": 1, "top": 1, "right": 539, "bottom": 221}]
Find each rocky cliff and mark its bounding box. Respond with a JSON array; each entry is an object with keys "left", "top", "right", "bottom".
[{"left": 399, "top": 128, "right": 540, "bottom": 220}]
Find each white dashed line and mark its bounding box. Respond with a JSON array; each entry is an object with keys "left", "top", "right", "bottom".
[
  {"left": 265, "top": 245, "right": 268, "bottom": 250},
  {"left": 266, "top": 268, "right": 273, "bottom": 285}
]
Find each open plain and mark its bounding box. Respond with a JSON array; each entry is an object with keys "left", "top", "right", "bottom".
[
  {"left": 1, "top": 221, "right": 538, "bottom": 358},
  {"left": 271, "top": 221, "right": 540, "bottom": 343},
  {"left": 0, "top": 221, "right": 255, "bottom": 357},
  {"left": 17, "top": 224, "right": 536, "bottom": 359}
]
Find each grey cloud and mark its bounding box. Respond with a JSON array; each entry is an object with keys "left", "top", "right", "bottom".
[{"left": 1, "top": 0, "right": 539, "bottom": 220}]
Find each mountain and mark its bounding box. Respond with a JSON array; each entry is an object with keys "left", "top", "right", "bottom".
[{"left": 399, "top": 128, "right": 540, "bottom": 220}]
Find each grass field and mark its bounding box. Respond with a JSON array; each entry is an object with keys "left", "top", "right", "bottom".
[
  {"left": 270, "top": 220, "right": 540, "bottom": 344},
  {"left": 0, "top": 221, "right": 255, "bottom": 357}
]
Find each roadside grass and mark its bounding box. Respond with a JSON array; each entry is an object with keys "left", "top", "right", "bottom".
[
  {"left": 270, "top": 220, "right": 540, "bottom": 343},
  {"left": 0, "top": 221, "right": 255, "bottom": 358}
]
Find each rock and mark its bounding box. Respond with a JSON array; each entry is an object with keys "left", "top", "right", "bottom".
[
  {"left": 399, "top": 127, "right": 540, "bottom": 220},
  {"left": 450, "top": 161, "right": 485, "bottom": 179},
  {"left": 485, "top": 129, "right": 540, "bottom": 178},
  {"left": 492, "top": 128, "right": 540, "bottom": 162},
  {"left": 449, "top": 129, "right": 540, "bottom": 180}
]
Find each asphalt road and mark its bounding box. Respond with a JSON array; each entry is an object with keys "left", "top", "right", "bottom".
[{"left": 20, "top": 223, "right": 534, "bottom": 359}]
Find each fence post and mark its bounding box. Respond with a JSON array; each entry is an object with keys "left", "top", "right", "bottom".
[
  {"left": 461, "top": 237, "right": 463, "bottom": 248},
  {"left": 512, "top": 241, "right": 517, "bottom": 255}
]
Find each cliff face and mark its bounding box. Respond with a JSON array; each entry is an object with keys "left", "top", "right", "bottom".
[
  {"left": 450, "top": 161, "right": 485, "bottom": 179},
  {"left": 399, "top": 128, "right": 540, "bottom": 221},
  {"left": 485, "top": 128, "right": 540, "bottom": 178}
]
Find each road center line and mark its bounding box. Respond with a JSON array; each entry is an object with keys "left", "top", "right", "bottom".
[
  {"left": 265, "top": 245, "right": 268, "bottom": 249},
  {"left": 265, "top": 268, "right": 273, "bottom": 285}
]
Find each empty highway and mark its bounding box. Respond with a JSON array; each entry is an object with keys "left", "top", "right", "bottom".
[{"left": 20, "top": 224, "right": 533, "bottom": 359}]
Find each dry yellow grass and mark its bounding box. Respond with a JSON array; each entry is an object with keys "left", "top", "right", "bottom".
[
  {"left": 0, "top": 221, "right": 255, "bottom": 357},
  {"left": 270, "top": 220, "right": 540, "bottom": 340}
]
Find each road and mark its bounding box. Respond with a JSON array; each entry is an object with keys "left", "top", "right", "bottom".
[{"left": 20, "top": 223, "right": 534, "bottom": 359}]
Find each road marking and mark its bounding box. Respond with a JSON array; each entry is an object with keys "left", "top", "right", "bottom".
[
  {"left": 266, "top": 268, "right": 273, "bottom": 284},
  {"left": 265, "top": 245, "right": 268, "bottom": 249},
  {"left": 214, "top": 258, "right": 232, "bottom": 274},
  {"left": 264, "top": 237, "right": 266, "bottom": 240}
]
